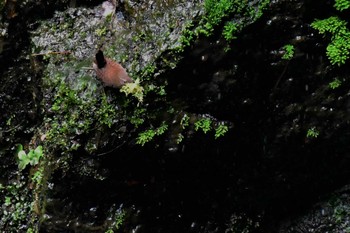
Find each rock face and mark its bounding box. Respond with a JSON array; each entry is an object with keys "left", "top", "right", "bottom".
[
  {"left": 2, "top": 0, "right": 350, "bottom": 232},
  {"left": 278, "top": 185, "right": 350, "bottom": 232}
]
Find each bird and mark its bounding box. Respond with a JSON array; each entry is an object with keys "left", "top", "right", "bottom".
[{"left": 93, "top": 50, "right": 133, "bottom": 88}]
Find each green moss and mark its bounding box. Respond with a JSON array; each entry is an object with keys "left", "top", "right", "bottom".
[
  {"left": 203, "top": 0, "right": 237, "bottom": 34},
  {"left": 0, "top": 179, "right": 35, "bottom": 232},
  {"left": 176, "top": 0, "right": 270, "bottom": 52},
  {"left": 95, "top": 95, "right": 118, "bottom": 128},
  {"left": 223, "top": 22, "right": 240, "bottom": 42},
  {"left": 179, "top": 22, "right": 196, "bottom": 47}
]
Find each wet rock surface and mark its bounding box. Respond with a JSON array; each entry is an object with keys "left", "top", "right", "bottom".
[
  {"left": 279, "top": 185, "right": 350, "bottom": 232},
  {"left": 2, "top": 0, "right": 350, "bottom": 232}
]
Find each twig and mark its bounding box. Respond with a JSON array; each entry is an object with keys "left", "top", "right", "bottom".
[{"left": 31, "top": 51, "right": 71, "bottom": 56}]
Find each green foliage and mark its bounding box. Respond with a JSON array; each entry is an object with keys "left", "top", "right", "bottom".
[
  {"left": 329, "top": 197, "right": 350, "bottom": 232},
  {"left": 0, "top": 180, "right": 33, "bottom": 232},
  {"left": 180, "top": 114, "right": 190, "bottom": 129},
  {"left": 223, "top": 22, "right": 240, "bottom": 42},
  {"left": 41, "top": 60, "right": 158, "bottom": 152},
  {"left": 17, "top": 145, "right": 43, "bottom": 170},
  {"left": 129, "top": 107, "right": 146, "bottom": 127},
  {"left": 120, "top": 79, "right": 144, "bottom": 102},
  {"left": 311, "top": 16, "right": 350, "bottom": 66},
  {"left": 105, "top": 210, "right": 125, "bottom": 233},
  {"left": 334, "top": 0, "right": 350, "bottom": 11},
  {"left": 201, "top": 0, "right": 269, "bottom": 37},
  {"left": 96, "top": 95, "right": 116, "bottom": 128},
  {"left": 214, "top": 124, "right": 229, "bottom": 139},
  {"left": 95, "top": 27, "right": 107, "bottom": 36},
  {"left": 326, "top": 35, "right": 350, "bottom": 65},
  {"left": 176, "top": 0, "right": 269, "bottom": 51},
  {"left": 45, "top": 77, "right": 100, "bottom": 152},
  {"left": 203, "top": 0, "right": 237, "bottom": 34},
  {"left": 179, "top": 22, "right": 196, "bottom": 47},
  {"left": 6, "top": 114, "right": 15, "bottom": 126},
  {"left": 146, "top": 84, "right": 167, "bottom": 96},
  {"left": 176, "top": 133, "right": 184, "bottom": 144},
  {"left": 136, "top": 122, "right": 168, "bottom": 146},
  {"left": 194, "top": 118, "right": 212, "bottom": 134},
  {"left": 311, "top": 16, "right": 347, "bottom": 34},
  {"left": 306, "top": 127, "right": 319, "bottom": 138},
  {"left": 281, "top": 44, "right": 295, "bottom": 60},
  {"left": 141, "top": 64, "right": 156, "bottom": 78},
  {"left": 31, "top": 167, "right": 44, "bottom": 185},
  {"left": 329, "top": 78, "right": 342, "bottom": 89}
]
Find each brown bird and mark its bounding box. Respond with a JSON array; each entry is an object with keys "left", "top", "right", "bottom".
[{"left": 93, "top": 50, "right": 133, "bottom": 88}]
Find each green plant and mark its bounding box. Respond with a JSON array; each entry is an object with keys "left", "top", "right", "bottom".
[
  {"left": 306, "top": 127, "right": 319, "bottom": 138},
  {"left": 17, "top": 145, "right": 43, "bottom": 170},
  {"left": 0, "top": 180, "right": 33, "bottom": 232},
  {"left": 202, "top": 0, "right": 237, "bottom": 35},
  {"left": 129, "top": 107, "right": 146, "bottom": 127},
  {"left": 120, "top": 79, "right": 144, "bottom": 102},
  {"left": 95, "top": 27, "right": 107, "bottom": 36},
  {"left": 105, "top": 210, "right": 125, "bottom": 233},
  {"left": 214, "top": 124, "right": 229, "bottom": 139},
  {"left": 194, "top": 118, "right": 212, "bottom": 133},
  {"left": 311, "top": 16, "right": 350, "bottom": 66},
  {"left": 176, "top": 133, "right": 184, "bottom": 144},
  {"left": 31, "top": 167, "right": 44, "bottom": 185},
  {"left": 329, "top": 78, "right": 342, "bottom": 89},
  {"left": 96, "top": 94, "right": 116, "bottom": 128},
  {"left": 223, "top": 22, "right": 240, "bottom": 42},
  {"left": 136, "top": 122, "right": 168, "bottom": 146},
  {"left": 44, "top": 75, "right": 99, "bottom": 152},
  {"left": 180, "top": 114, "right": 190, "bottom": 129},
  {"left": 179, "top": 22, "right": 196, "bottom": 47},
  {"left": 282, "top": 44, "right": 295, "bottom": 60},
  {"left": 334, "top": 0, "right": 350, "bottom": 11}
]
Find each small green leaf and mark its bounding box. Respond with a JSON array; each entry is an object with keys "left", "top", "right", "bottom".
[
  {"left": 215, "top": 124, "right": 229, "bottom": 139},
  {"left": 34, "top": 146, "right": 43, "bottom": 158},
  {"left": 16, "top": 144, "right": 23, "bottom": 154},
  {"left": 18, "top": 157, "right": 30, "bottom": 170},
  {"left": 17, "top": 150, "right": 27, "bottom": 160},
  {"left": 307, "top": 127, "right": 319, "bottom": 138},
  {"left": 282, "top": 44, "right": 295, "bottom": 60}
]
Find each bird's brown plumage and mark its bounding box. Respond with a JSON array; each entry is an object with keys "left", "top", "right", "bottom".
[{"left": 93, "top": 50, "right": 133, "bottom": 88}]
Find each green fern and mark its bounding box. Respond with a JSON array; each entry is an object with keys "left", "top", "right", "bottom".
[
  {"left": 282, "top": 44, "right": 295, "bottom": 60},
  {"left": 334, "top": 0, "right": 350, "bottom": 11},
  {"left": 194, "top": 118, "right": 212, "bottom": 133},
  {"left": 136, "top": 122, "right": 168, "bottom": 146},
  {"left": 329, "top": 78, "right": 342, "bottom": 89},
  {"left": 311, "top": 17, "right": 350, "bottom": 66}
]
